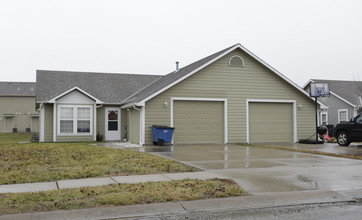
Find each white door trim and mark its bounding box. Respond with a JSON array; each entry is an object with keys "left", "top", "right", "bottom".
[
  {"left": 246, "top": 99, "right": 297, "bottom": 143},
  {"left": 170, "top": 97, "right": 228, "bottom": 144},
  {"left": 105, "top": 107, "right": 121, "bottom": 141}
]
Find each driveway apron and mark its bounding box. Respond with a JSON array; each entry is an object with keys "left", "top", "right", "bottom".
[{"left": 127, "top": 144, "right": 362, "bottom": 195}]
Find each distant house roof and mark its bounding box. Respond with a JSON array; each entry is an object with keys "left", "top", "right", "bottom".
[
  {"left": 0, "top": 82, "right": 36, "bottom": 96},
  {"left": 36, "top": 70, "right": 161, "bottom": 104},
  {"left": 305, "top": 79, "right": 362, "bottom": 107}
]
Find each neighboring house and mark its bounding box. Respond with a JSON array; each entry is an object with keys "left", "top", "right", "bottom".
[
  {"left": 36, "top": 43, "right": 318, "bottom": 144},
  {"left": 303, "top": 79, "right": 362, "bottom": 127},
  {"left": 0, "top": 82, "right": 39, "bottom": 133}
]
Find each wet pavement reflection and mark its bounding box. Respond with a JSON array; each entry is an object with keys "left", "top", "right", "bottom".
[{"left": 124, "top": 143, "right": 362, "bottom": 194}]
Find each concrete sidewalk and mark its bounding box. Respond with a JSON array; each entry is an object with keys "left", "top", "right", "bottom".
[
  {"left": 0, "top": 189, "right": 356, "bottom": 220},
  {"left": 0, "top": 171, "right": 224, "bottom": 193}
]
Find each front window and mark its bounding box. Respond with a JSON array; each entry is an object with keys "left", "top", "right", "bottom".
[
  {"left": 77, "top": 107, "right": 91, "bottom": 133},
  {"left": 321, "top": 112, "right": 328, "bottom": 125},
  {"left": 108, "top": 110, "right": 118, "bottom": 131},
  {"left": 60, "top": 107, "right": 74, "bottom": 133},
  {"left": 58, "top": 105, "right": 92, "bottom": 135},
  {"left": 338, "top": 109, "right": 348, "bottom": 123}
]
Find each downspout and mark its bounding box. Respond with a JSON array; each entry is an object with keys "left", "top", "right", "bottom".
[{"left": 133, "top": 105, "right": 142, "bottom": 145}]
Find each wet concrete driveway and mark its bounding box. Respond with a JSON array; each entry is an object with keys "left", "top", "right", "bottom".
[{"left": 129, "top": 144, "right": 362, "bottom": 195}]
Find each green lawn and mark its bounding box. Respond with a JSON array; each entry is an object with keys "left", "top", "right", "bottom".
[
  {"left": 0, "top": 179, "right": 245, "bottom": 215},
  {"left": 0, "top": 134, "right": 199, "bottom": 184},
  {"left": 0, "top": 133, "right": 32, "bottom": 144}
]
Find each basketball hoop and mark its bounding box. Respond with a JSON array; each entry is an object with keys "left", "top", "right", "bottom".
[
  {"left": 310, "top": 82, "right": 330, "bottom": 98},
  {"left": 309, "top": 82, "right": 330, "bottom": 143}
]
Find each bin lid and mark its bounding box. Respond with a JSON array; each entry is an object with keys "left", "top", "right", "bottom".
[{"left": 152, "top": 125, "right": 174, "bottom": 129}]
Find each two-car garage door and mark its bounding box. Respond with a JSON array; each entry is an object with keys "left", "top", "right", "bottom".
[
  {"left": 173, "top": 100, "right": 224, "bottom": 144},
  {"left": 172, "top": 100, "right": 294, "bottom": 144}
]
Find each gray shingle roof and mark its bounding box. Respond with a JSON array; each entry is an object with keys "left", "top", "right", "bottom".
[
  {"left": 121, "top": 44, "right": 238, "bottom": 106},
  {"left": 311, "top": 79, "right": 362, "bottom": 106},
  {"left": 36, "top": 70, "right": 161, "bottom": 103},
  {"left": 0, "top": 82, "right": 36, "bottom": 96}
]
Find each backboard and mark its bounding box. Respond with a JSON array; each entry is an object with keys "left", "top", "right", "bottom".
[{"left": 310, "top": 82, "right": 330, "bottom": 97}]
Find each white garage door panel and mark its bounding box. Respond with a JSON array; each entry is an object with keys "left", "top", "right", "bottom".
[
  {"left": 249, "top": 102, "right": 293, "bottom": 143},
  {"left": 174, "top": 101, "right": 224, "bottom": 144}
]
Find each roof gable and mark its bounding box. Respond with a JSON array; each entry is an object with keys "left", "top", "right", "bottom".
[
  {"left": 48, "top": 86, "right": 102, "bottom": 104},
  {"left": 122, "top": 43, "right": 314, "bottom": 107}
]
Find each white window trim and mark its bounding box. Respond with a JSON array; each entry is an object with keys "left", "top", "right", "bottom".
[
  {"left": 228, "top": 55, "right": 245, "bottom": 67},
  {"left": 57, "top": 104, "right": 93, "bottom": 136},
  {"left": 338, "top": 109, "right": 348, "bottom": 123},
  {"left": 246, "top": 99, "right": 297, "bottom": 143},
  {"left": 320, "top": 112, "right": 328, "bottom": 125},
  {"left": 170, "top": 97, "right": 228, "bottom": 144}
]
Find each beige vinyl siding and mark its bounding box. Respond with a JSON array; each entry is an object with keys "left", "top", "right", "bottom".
[
  {"left": 0, "top": 96, "right": 38, "bottom": 133},
  {"left": 96, "top": 106, "right": 105, "bottom": 138},
  {"left": 31, "top": 117, "right": 39, "bottom": 133},
  {"left": 174, "top": 100, "right": 224, "bottom": 144},
  {"left": 56, "top": 135, "right": 94, "bottom": 142},
  {"left": 44, "top": 104, "right": 53, "bottom": 142},
  {"left": 145, "top": 48, "right": 315, "bottom": 144},
  {"left": 121, "top": 109, "right": 127, "bottom": 139},
  {"left": 249, "top": 102, "right": 293, "bottom": 142},
  {"left": 130, "top": 109, "right": 140, "bottom": 144}
]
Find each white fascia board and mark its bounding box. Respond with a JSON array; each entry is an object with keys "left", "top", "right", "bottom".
[
  {"left": 330, "top": 91, "right": 356, "bottom": 108},
  {"left": 135, "top": 44, "right": 323, "bottom": 108},
  {"left": 121, "top": 102, "right": 145, "bottom": 109},
  {"left": 302, "top": 79, "right": 314, "bottom": 89},
  {"left": 48, "top": 86, "right": 103, "bottom": 104},
  {"left": 137, "top": 44, "right": 241, "bottom": 105}
]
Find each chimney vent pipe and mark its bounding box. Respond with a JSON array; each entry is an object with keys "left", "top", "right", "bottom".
[{"left": 176, "top": 61, "right": 179, "bottom": 71}]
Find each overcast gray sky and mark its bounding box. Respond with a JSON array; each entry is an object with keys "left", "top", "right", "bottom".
[{"left": 1, "top": 0, "right": 361, "bottom": 86}]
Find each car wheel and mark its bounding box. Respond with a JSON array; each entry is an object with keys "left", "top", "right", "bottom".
[{"left": 337, "top": 131, "right": 350, "bottom": 146}]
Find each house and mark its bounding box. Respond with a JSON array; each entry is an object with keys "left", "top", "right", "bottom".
[
  {"left": 36, "top": 44, "right": 318, "bottom": 144},
  {"left": 304, "top": 79, "right": 362, "bottom": 127},
  {"left": 0, "top": 82, "right": 39, "bottom": 133}
]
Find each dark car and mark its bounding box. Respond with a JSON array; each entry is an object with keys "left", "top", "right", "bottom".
[{"left": 333, "top": 114, "right": 362, "bottom": 146}]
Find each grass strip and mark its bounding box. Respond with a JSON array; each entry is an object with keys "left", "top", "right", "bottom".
[
  {"left": 0, "top": 179, "right": 245, "bottom": 215},
  {"left": 0, "top": 142, "right": 199, "bottom": 185},
  {"left": 0, "top": 133, "right": 32, "bottom": 144},
  {"left": 237, "top": 143, "right": 362, "bottom": 160}
]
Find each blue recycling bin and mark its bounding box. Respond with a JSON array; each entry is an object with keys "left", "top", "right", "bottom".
[{"left": 151, "top": 125, "right": 175, "bottom": 146}]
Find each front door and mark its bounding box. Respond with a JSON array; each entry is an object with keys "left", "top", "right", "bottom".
[{"left": 105, "top": 107, "right": 121, "bottom": 141}]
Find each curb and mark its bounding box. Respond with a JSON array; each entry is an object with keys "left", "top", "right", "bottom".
[{"left": 0, "top": 190, "right": 356, "bottom": 220}]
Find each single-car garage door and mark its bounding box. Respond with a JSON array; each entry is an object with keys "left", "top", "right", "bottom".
[
  {"left": 249, "top": 102, "right": 293, "bottom": 143},
  {"left": 174, "top": 100, "right": 224, "bottom": 144}
]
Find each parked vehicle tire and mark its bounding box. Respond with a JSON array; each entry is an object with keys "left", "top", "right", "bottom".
[{"left": 337, "top": 131, "right": 350, "bottom": 146}]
